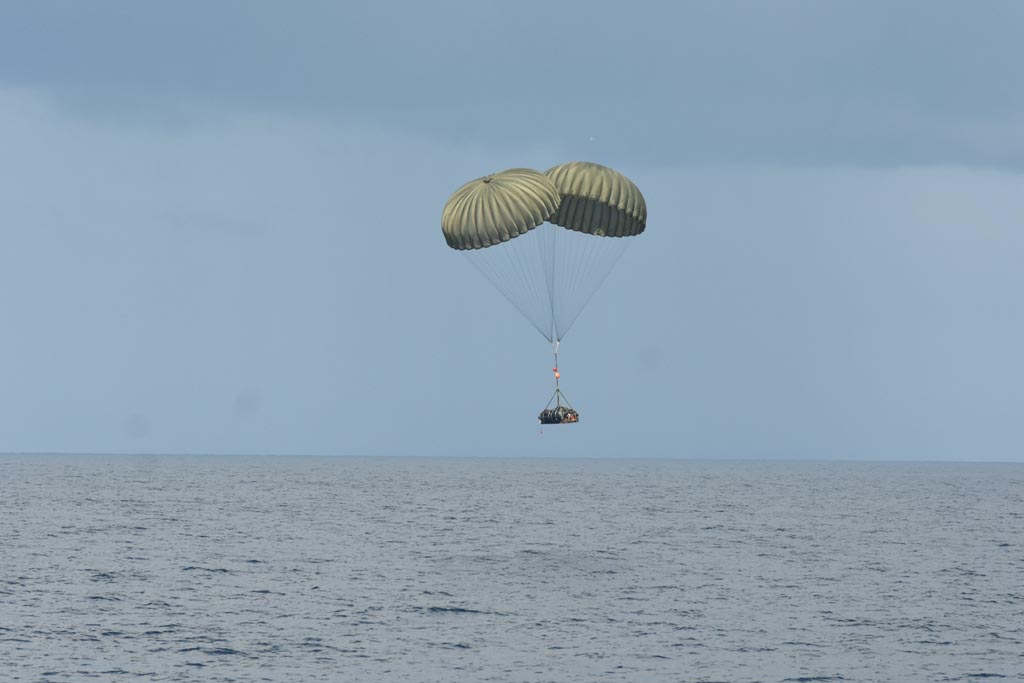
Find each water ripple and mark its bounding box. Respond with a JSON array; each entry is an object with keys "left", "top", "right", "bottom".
[{"left": 1, "top": 455, "right": 1021, "bottom": 682}]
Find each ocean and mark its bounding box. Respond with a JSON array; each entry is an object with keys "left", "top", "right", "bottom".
[{"left": 1, "top": 455, "right": 1021, "bottom": 682}]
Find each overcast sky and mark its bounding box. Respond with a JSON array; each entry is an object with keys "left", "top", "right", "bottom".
[{"left": 1, "top": 2, "right": 1022, "bottom": 459}]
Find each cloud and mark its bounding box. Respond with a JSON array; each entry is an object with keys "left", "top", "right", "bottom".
[{"left": 1, "top": 2, "right": 1023, "bottom": 168}]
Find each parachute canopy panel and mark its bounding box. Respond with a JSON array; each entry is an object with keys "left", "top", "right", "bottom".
[
  {"left": 544, "top": 161, "right": 647, "bottom": 238},
  {"left": 442, "top": 168, "right": 562, "bottom": 250}
]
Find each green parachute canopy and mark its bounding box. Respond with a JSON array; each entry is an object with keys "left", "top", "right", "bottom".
[
  {"left": 441, "top": 168, "right": 561, "bottom": 250},
  {"left": 545, "top": 161, "right": 647, "bottom": 237}
]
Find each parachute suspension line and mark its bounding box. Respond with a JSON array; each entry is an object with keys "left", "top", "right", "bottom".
[
  {"left": 464, "top": 223, "right": 632, "bottom": 344},
  {"left": 466, "top": 251, "right": 547, "bottom": 340},
  {"left": 557, "top": 227, "right": 591, "bottom": 339},
  {"left": 535, "top": 221, "right": 557, "bottom": 342},
  {"left": 548, "top": 222, "right": 558, "bottom": 344},
  {"left": 465, "top": 227, "right": 555, "bottom": 341},
  {"left": 545, "top": 227, "right": 631, "bottom": 342},
  {"left": 563, "top": 233, "right": 602, "bottom": 334},
  {"left": 502, "top": 229, "right": 550, "bottom": 339},
  {"left": 559, "top": 238, "right": 632, "bottom": 339}
]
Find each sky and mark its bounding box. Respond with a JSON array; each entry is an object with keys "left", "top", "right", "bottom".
[{"left": 1, "top": 1, "right": 1022, "bottom": 460}]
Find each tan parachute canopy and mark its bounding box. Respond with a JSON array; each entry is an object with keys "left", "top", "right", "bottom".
[
  {"left": 544, "top": 161, "right": 646, "bottom": 237},
  {"left": 441, "top": 168, "right": 561, "bottom": 250}
]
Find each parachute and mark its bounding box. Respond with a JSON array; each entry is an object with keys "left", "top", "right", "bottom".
[
  {"left": 441, "top": 162, "right": 647, "bottom": 424},
  {"left": 441, "top": 168, "right": 561, "bottom": 250}
]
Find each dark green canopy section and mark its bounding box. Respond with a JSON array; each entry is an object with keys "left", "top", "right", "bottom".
[
  {"left": 544, "top": 162, "right": 647, "bottom": 237},
  {"left": 442, "top": 168, "right": 561, "bottom": 250}
]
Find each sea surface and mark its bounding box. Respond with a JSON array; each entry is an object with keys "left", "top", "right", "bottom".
[{"left": 1, "top": 455, "right": 1021, "bottom": 682}]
